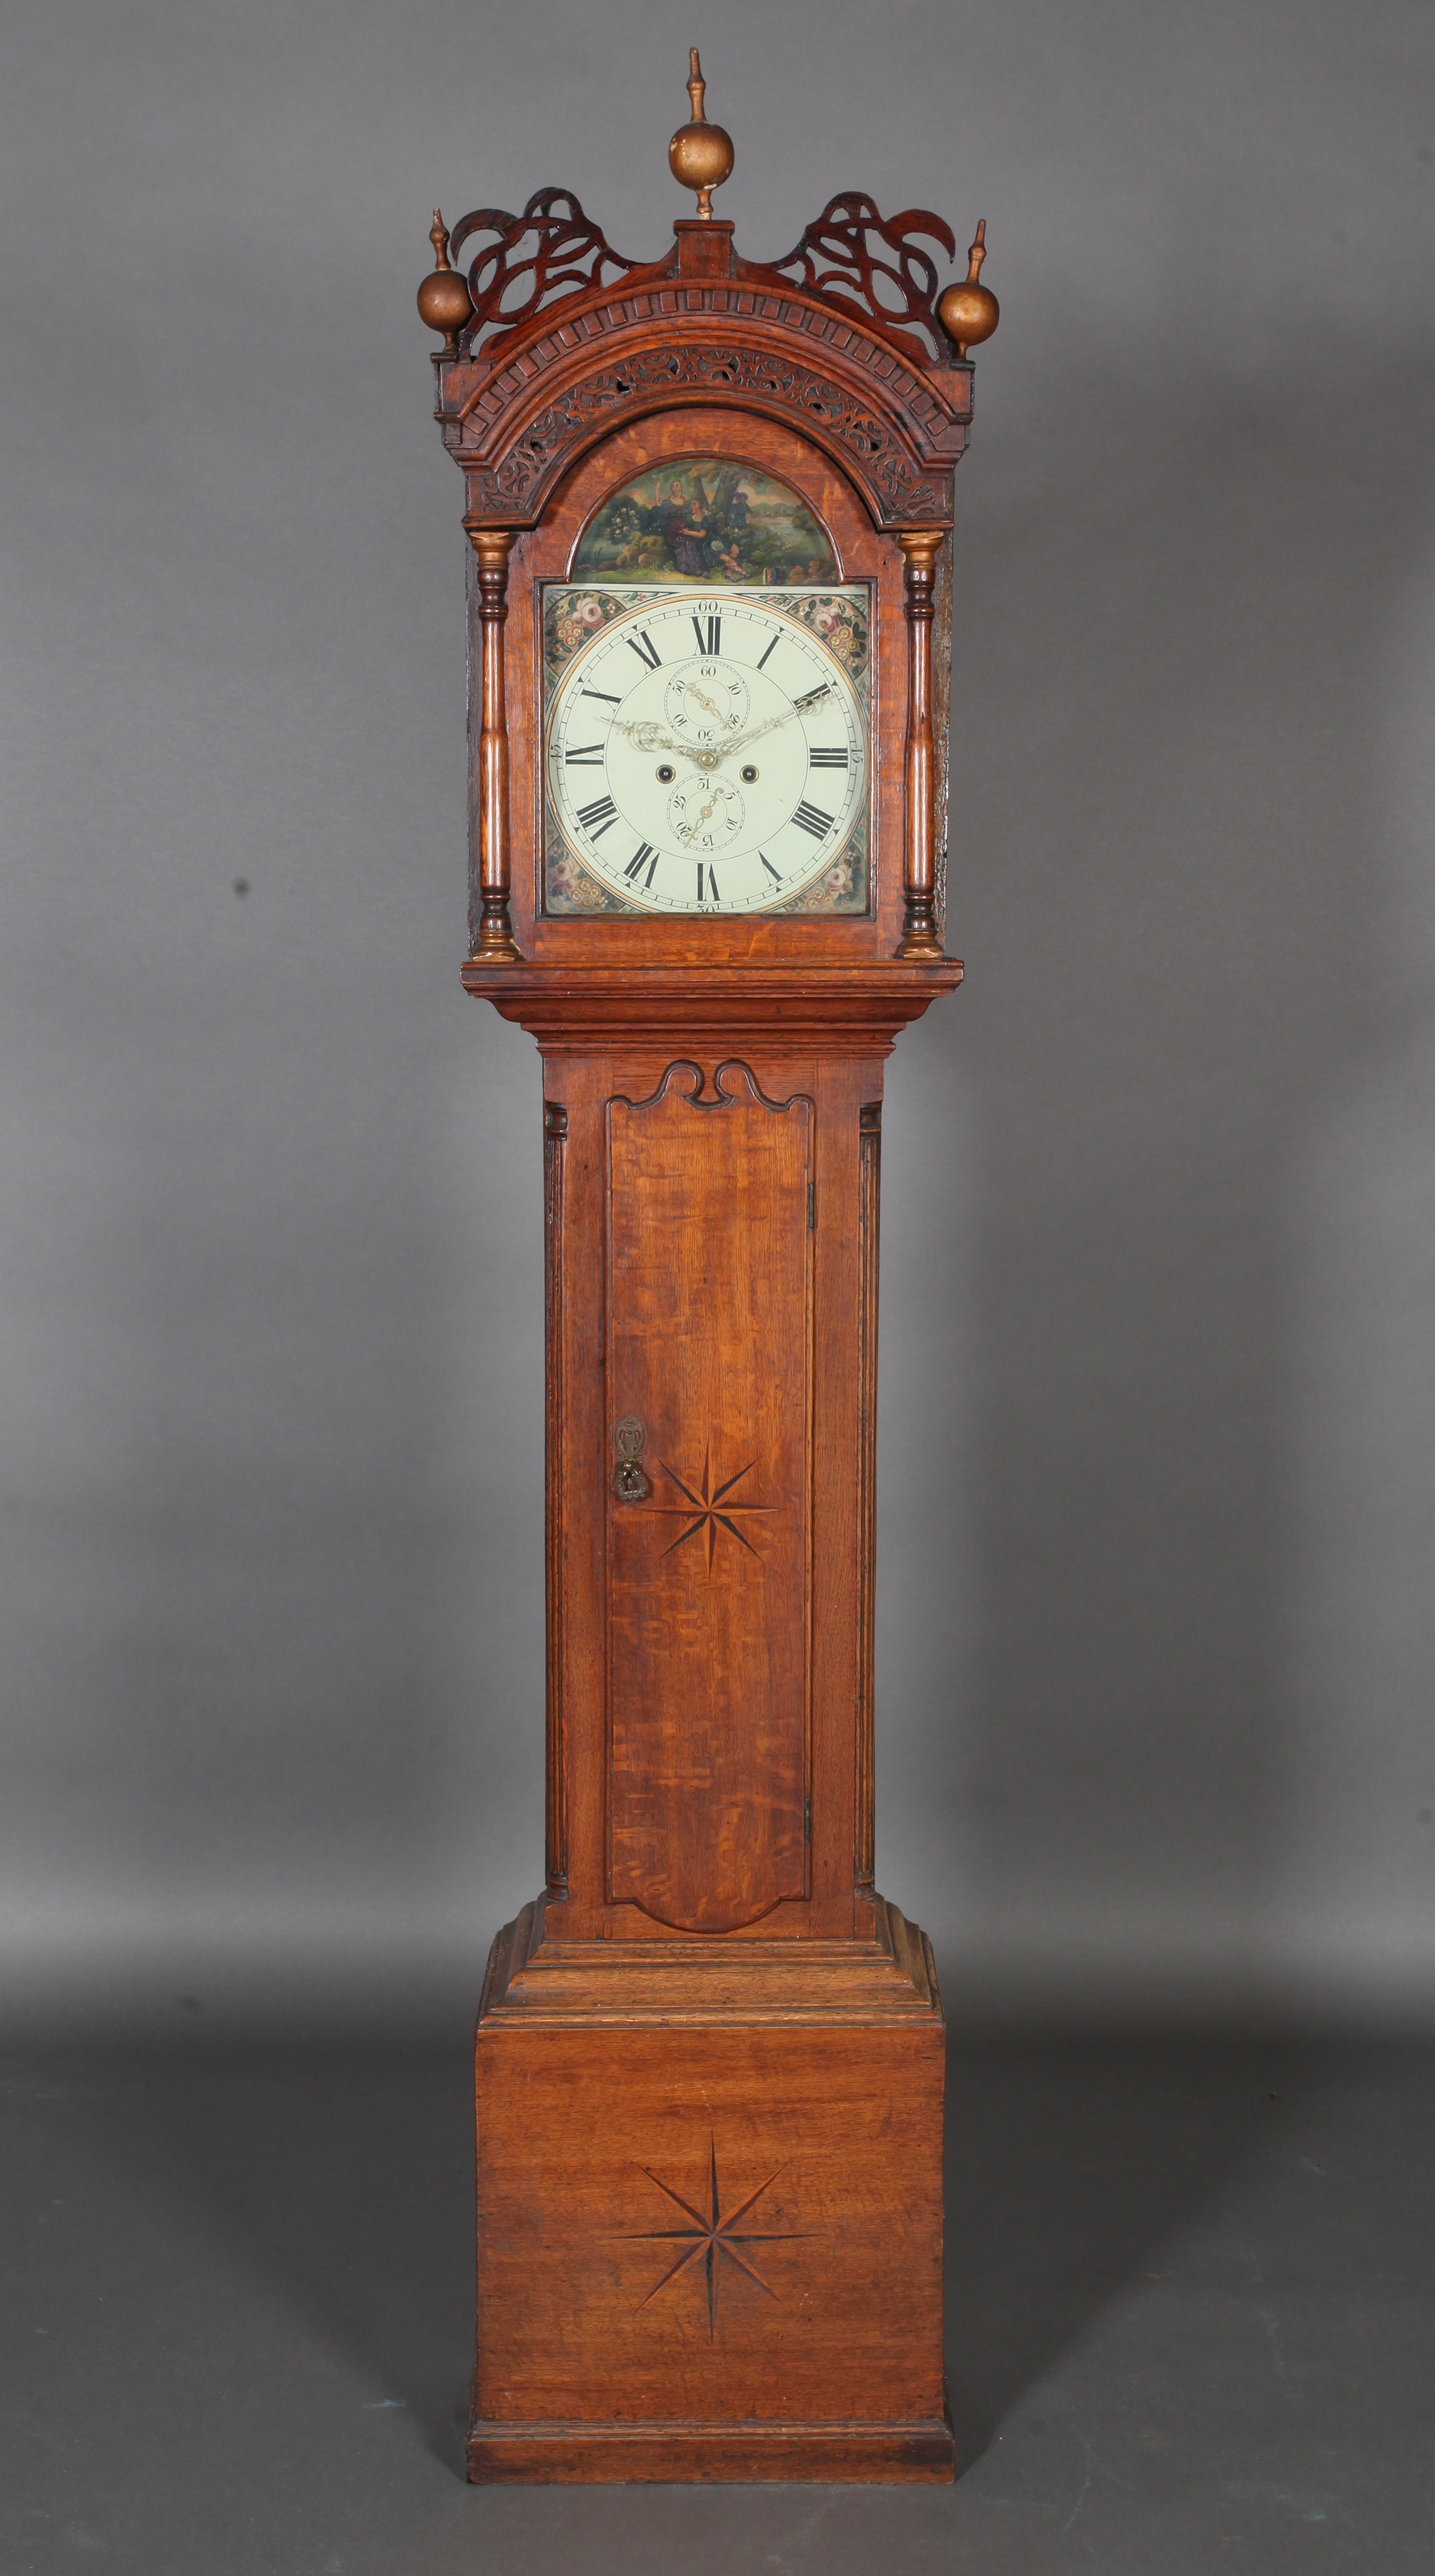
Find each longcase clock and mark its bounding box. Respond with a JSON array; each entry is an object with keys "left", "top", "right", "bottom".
[{"left": 416, "top": 53, "right": 999, "bottom": 2484}]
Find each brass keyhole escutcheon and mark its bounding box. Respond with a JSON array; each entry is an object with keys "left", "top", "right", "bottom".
[{"left": 614, "top": 1416, "right": 647, "bottom": 1501}]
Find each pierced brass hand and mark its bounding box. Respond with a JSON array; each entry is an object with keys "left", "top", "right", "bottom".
[
  {"left": 673, "top": 782, "right": 739, "bottom": 844},
  {"left": 715, "top": 711, "right": 791, "bottom": 760},
  {"left": 709, "top": 688, "right": 832, "bottom": 762},
  {"left": 609, "top": 682, "right": 834, "bottom": 770},
  {"left": 669, "top": 676, "right": 741, "bottom": 729},
  {"left": 609, "top": 717, "right": 693, "bottom": 757}
]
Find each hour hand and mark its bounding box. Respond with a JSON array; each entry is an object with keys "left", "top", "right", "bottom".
[{"left": 610, "top": 718, "right": 688, "bottom": 756}]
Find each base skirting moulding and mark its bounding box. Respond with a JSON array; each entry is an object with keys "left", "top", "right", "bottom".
[{"left": 468, "top": 2406, "right": 956, "bottom": 2484}]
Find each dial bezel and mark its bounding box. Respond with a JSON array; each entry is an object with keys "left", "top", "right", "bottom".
[{"left": 541, "top": 583, "right": 872, "bottom": 919}]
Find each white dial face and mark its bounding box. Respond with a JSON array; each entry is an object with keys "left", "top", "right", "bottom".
[{"left": 544, "top": 588, "right": 869, "bottom": 916}]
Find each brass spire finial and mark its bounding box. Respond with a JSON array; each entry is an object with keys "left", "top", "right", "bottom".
[
  {"left": 937, "top": 219, "right": 1000, "bottom": 360},
  {"left": 687, "top": 46, "right": 707, "bottom": 121},
  {"left": 669, "top": 47, "right": 734, "bottom": 220},
  {"left": 416, "top": 208, "right": 474, "bottom": 360}
]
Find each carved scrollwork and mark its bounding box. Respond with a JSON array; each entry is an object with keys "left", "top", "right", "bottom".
[
  {"left": 466, "top": 344, "right": 946, "bottom": 523},
  {"left": 766, "top": 194, "right": 958, "bottom": 364},
  {"left": 450, "top": 189, "right": 646, "bottom": 352}
]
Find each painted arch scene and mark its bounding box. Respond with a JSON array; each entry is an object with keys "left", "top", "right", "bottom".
[{"left": 571, "top": 459, "right": 839, "bottom": 586}]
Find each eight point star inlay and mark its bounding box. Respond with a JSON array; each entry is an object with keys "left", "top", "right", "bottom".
[
  {"left": 624, "top": 2139, "right": 802, "bottom": 2336},
  {"left": 651, "top": 1443, "right": 773, "bottom": 1572}
]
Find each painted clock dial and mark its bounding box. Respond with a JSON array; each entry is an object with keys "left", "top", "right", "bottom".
[{"left": 543, "top": 587, "right": 870, "bottom": 916}]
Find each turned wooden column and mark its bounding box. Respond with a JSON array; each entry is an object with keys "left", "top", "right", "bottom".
[
  {"left": 464, "top": 523, "right": 520, "bottom": 960},
  {"left": 854, "top": 1098, "right": 881, "bottom": 1895},
  {"left": 895, "top": 529, "right": 945, "bottom": 960},
  {"left": 541, "top": 1096, "right": 568, "bottom": 1902}
]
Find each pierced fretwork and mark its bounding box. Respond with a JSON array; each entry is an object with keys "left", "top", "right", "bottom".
[
  {"left": 451, "top": 188, "right": 648, "bottom": 354},
  {"left": 765, "top": 192, "right": 958, "bottom": 365}
]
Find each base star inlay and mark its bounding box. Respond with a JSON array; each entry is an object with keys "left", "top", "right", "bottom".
[
  {"left": 650, "top": 1443, "right": 773, "bottom": 1572},
  {"left": 624, "top": 2138, "right": 802, "bottom": 2336}
]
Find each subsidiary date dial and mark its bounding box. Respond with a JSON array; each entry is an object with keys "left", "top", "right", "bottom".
[{"left": 545, "top": 591, "right": 867, "bottom": 914}]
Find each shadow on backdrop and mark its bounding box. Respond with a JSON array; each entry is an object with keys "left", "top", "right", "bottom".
[
  {"left": 943, "top": 2032, "right": 1287, "bottom": 2471},
  {"left": 880, "top": 337, "right": 1435, "bottom": 1996},
  {"left": 56, "top": 2024, "right": 1290, "bottom": 2483},
  {"left": 112, "top": 2034, "right": 478, "bottom": 2474}
]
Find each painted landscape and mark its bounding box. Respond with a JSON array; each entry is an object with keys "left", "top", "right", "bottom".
[{"left": 571, "top": 459, "right": 838, "bottom": 585}]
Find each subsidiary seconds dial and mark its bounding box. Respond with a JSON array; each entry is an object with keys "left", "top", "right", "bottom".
[{"left": 545, "top": 590, "right": 867, "bottom": 914}]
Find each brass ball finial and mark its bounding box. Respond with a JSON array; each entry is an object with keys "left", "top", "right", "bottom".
[
  {"left": 416, "top": 209, "right": 473, "bottom": 360},
  {"left": 669, "top": 48, "right": 734, "bottom": 220},
  {"left": 937, "top": 219, "right": 1000, "bottom": 360}
]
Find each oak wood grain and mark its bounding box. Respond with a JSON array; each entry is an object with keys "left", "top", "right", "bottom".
[
  {"left": 607, "top": 1063, "right": 812, "bottom": 1931},
  {"left": 469, "top": 1896, "right": 953, "bottom": 2482},
  {"left": 460, "top": 957, "right": 962, "bottom": 1050}
]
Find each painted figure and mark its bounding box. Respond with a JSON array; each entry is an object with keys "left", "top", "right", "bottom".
[{"left": 574, "top": 458, "right": 837, "bottom": 585}]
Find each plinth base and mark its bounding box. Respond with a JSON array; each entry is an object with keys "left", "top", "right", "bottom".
[{"left": 468, "top": 1896, "right": 954, "bottom": 2485}]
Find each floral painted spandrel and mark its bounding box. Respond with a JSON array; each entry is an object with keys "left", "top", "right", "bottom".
[
  {"left": 542, "top": 585, "right": 869, "bottom": 689},
  {"left": 571, "top": 460, "right": 838, "bottom": 586},
  {"left": 785, "top": 590, "right": 868, "bottom": 682}
]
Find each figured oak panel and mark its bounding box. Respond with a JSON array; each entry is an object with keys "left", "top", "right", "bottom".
[
  {"left": 471, "top": 2003, "right": 948, "bottom": 2461},
  {"left": 606, "top": 1062, "right": 812, "bottom": 1931}
]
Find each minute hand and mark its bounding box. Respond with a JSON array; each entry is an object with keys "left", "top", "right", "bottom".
[{"left": 715, "top": 689, "right": 834, "bottom": 762}]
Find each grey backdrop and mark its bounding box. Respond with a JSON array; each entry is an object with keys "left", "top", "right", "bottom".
[{"left": 4, "top": 0, "right": 1433, "bottom": 2028}]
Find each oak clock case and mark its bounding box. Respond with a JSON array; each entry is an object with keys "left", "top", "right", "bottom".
[{"left": 417, "top": 56, "right": 998, "bottom": 2487}]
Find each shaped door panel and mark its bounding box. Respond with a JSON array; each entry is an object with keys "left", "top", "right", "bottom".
[{"left": 606, "top": 1063, "right": 812, "bottom": 1931}]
